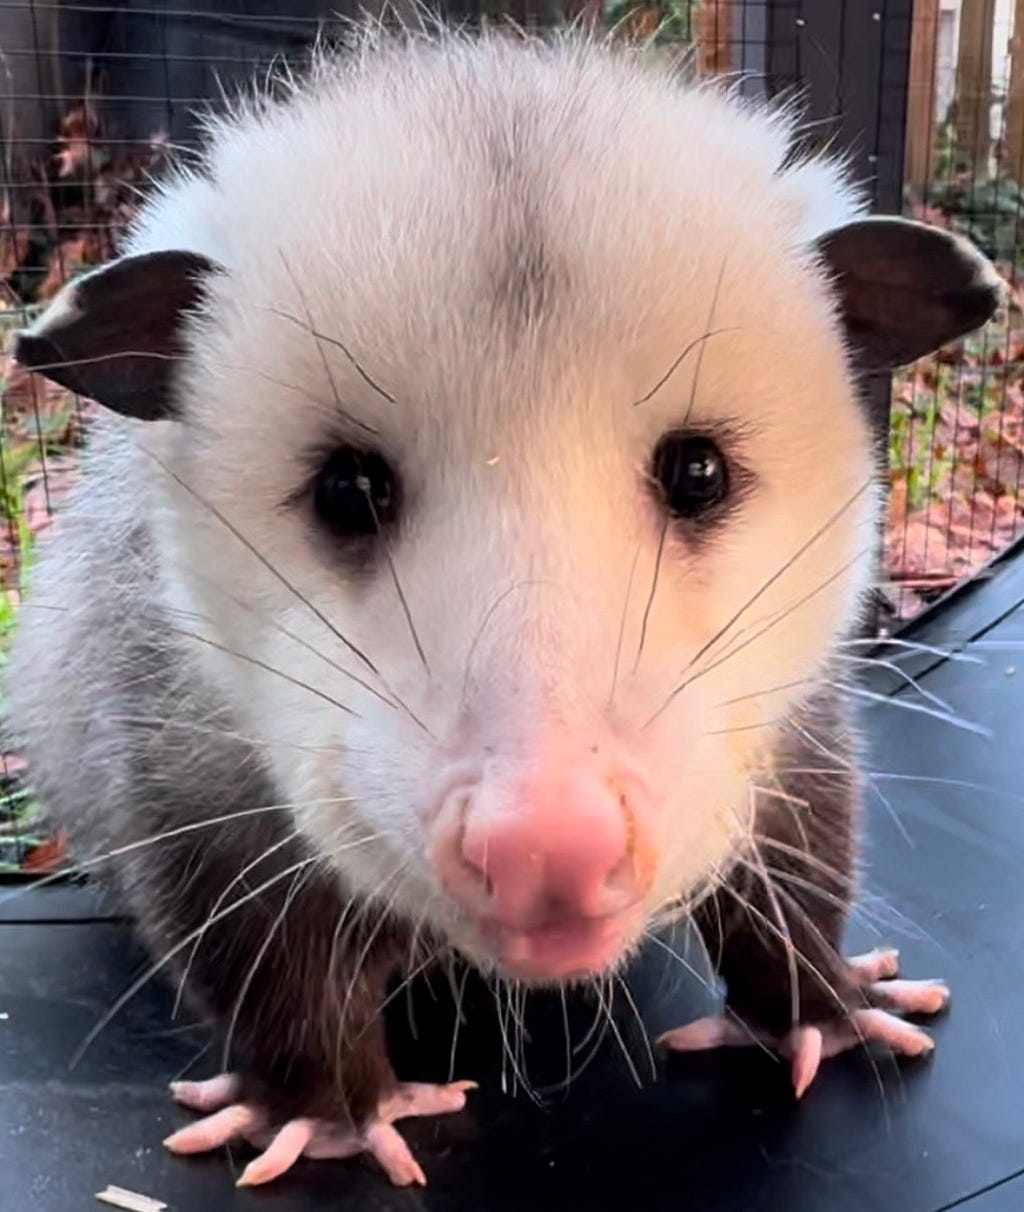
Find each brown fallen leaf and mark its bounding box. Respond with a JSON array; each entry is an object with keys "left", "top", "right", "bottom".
[{"left": 20, "top": 830, "right": 68, "bottom": 874}]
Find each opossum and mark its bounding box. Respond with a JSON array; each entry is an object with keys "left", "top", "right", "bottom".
[{"left": 5, "top": 21, "right": 1002, "bottom": 1190}]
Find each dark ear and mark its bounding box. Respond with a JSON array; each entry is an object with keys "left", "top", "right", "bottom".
[
  {"left": 817, "top": 216, "right": 1004, "bottom": 372},
  {"left": 12, "top": 250, "right": 221, "bottom": 421}
]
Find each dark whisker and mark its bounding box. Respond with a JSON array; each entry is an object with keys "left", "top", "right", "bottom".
[
  {"left": 656, "top": 483, "right": 870, "bottom": 717},
  {"left": 267, "top": 306, "right": 396, "bottom": 406},
  {"left": 632, "top": 255, "right": 735, "bottom": 410},
  {"left": 167, "top": 623, "right": 358, "bottom": 718},
  {"left": 367, "top": 494, "right": 430, "bottom": 675},
  {"left": 133, "top": 445, "right": 409, "bottom": 715},
  {"left": 647, "top": 531, "right": 869, "bottom": 728},
  {"left": 461, "top": 579, "right": 557, "bottom": 703},
  {"left": 276, "top": 250, "right": 379, "bottom": 435},
  {"left": 716, "top": 677, "right": 813, "bottom": 707},
  {"left": 221, "top": 361, "right": 329, "bottom": 410},
  {"left": 183, "top": 567, "right": 399, "bottom": 712},
  {"left": 632, "top": 326, "right": 743, "bottom": 408},
  {"left": 684, "top": 258, "right": 730, "bottom": 425},
  {"left": 609, "top": 545, "right": 641, "bottom": 707},
  {"left": 688, "top": 551, "right": 865, "bottom": 694},
  {"left": 704, "top": 718, "right": 781, "bottom": 736},
  {"left": 633, "top": 515, "right": 668, "bottom": 675}
]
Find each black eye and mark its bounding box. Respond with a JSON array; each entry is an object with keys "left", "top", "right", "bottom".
[
  {"left": 652, "top": 433, "right": 730, "bottom": 519},
  {"left": 312, "top": 447, "right": 399, "bottom": 537}
]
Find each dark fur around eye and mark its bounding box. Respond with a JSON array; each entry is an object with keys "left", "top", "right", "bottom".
[{"left": 311, "top": 446, "right": 401, "bottom": 539}]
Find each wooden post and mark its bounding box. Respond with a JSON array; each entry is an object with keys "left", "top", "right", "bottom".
[
  {"left": 697, "top": 0, "right": 732, "bottom": 76},
  {"left": 904, "top": 0, "right": 941, "bottom": 193},
  {"left": 1003, "top": 0, "right": 1024, "bottom": 182},
  {"left": 953, "top": 0, "right": 996, "bottom": 179}
]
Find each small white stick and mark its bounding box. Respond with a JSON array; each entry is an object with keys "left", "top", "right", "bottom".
[{"left": 94, "top": 1185, "right": 168, "bottom": 1212}]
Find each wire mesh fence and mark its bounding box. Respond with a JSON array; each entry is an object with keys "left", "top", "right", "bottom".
[
  {"left": 0, "top": 0, "right": 1016, "bottom": 872},
  {"left": 889, "top": 0, "right": 1024, "bottom": 624}
]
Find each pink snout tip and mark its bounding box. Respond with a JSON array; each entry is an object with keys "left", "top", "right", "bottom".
[{"left": 431, "top": 762, "right": 658, "bottom": 979}]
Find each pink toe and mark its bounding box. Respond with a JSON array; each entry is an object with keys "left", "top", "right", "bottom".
[
  {"left": 169, "top": 1073, "right": 240, "bottom": 1114},
  {"left": 791, "top": 1027, "right": 824, "bottom": 1099},
  {"left": 164, "top": 1104, "right": 257, "bottom": 1154},
  {"left": 382, "top": 1081, "right": 477, "bottom": 1122},
  {"left": 871, "top": 979, "right": 950, "bottom": 1015},
  {"left": 365, "top": 1121, "right": 427, "bottom": 1187},
  {"left": 236, "top": 1119, "right": 315, "bottom": 1187},
  {"left": 853, "top": 1008, "right": 935, "bottom": 1056},
  {"left": 849, "top": 948, "right": 900, "bottom": 983},
  {"left": 658, "top": 1016, "right": 752, "bottom": 1052}
]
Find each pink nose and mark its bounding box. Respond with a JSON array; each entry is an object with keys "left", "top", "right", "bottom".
[{"left": 432, "top": 765, "right": 656, "bottom": 930}]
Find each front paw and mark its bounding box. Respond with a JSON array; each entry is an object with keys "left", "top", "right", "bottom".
[
  {"left": 658, "top": 948, "right": 949, "bottom": 1097},
  {"left": 164, "top": 1072, "right": 477, "bottom": 1187}
]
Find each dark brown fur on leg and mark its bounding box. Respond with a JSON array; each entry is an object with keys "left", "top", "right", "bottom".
[
  {"left": 113, "top": 780, "right": 406, "bottom": 1131},
  {"left": 694, "top": 687, "right": 864, "bottom": 1038}
]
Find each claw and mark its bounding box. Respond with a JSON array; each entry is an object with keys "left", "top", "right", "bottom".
[
  {"left": 365, "top": 1121, "right": 427, "bottom": 1187},
  {"left": 790, "top": 1026, "right": 823, "bottom": 1099}
]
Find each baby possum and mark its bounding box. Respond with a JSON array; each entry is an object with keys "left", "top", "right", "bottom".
[{"left": 5, "top": 23, "right": 1001, "bottom": 1189}]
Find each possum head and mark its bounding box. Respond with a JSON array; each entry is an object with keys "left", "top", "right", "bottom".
[{"left": 16, "top": 30, "right": 1001, "bottom": 984}]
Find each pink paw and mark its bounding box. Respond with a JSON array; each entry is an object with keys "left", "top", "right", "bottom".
[
  {"left": 164, "top": 1073, "right": 477, "bottom": 1187},
  {"left": 658, "top": 948, "right": 949, "bottom": 1098}
]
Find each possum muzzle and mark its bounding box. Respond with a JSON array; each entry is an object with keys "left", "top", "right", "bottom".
[{"left": 429, "top": 754, "right": 658, "bottom": 981}]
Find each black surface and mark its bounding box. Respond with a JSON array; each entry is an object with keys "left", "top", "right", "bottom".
[{"left": 3, "top": 566, "right": 1024, "bottom": 1212}]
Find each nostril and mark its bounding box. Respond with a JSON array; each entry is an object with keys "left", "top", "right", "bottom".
[
  {"left": 455, "top": 816, "right": 495, "bottom": 898},
  {"left": 605, "top": 794, "right": 655, "bottom": 901},
  {"left": 459, "top": 855, "right": 494, "bottom": 898}
]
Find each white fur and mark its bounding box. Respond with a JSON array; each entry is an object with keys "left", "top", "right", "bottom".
[{"left": 78, "top": 28, "right": 881, "bottom": 966}]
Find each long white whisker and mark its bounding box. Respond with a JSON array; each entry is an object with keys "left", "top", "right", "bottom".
[
  {"left": 221, "top": 855, "right": 322, "bottom": 1071},
  {"left": 615, "top": 973, "right": 658, "bottom": 1082},
  {"left": 0, "top": 797, "right": 360, "bottom": 906},
  {"left": 173, "top": 824, "right": 309, "bottom": 1020},
  {"left": 69, "top": 853, "right": 320, "bottom": 1070},
  {"left": 447, "top": 962, "right": 472, "bottom": 1083},
  {"left": 788, "top": 722, "right": 913, "bottom": 848},
  {"left": 827, "top": 679, "right": 991, "bottom": 737},
  {"left": 835, "top": 654, "right": 959, "bottom": 713}
]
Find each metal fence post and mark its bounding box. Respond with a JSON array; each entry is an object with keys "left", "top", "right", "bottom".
[{"left": 763, "top": 0, "right": 916, "bottom": 631}]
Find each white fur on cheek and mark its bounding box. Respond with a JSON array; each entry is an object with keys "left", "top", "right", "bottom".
[{"left": 132, "top": 27, "right": 879, "bottom": 955}]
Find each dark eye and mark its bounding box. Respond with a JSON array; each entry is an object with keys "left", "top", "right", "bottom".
[
  {"left": 312, "top": 447, "right": 399, "bottom": 537},
  {"left": 652, "top": 433, "right": 730, "bottom": 519}
]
